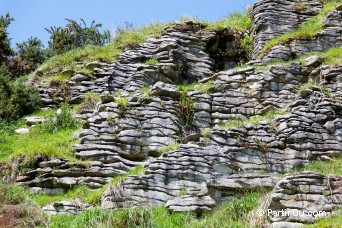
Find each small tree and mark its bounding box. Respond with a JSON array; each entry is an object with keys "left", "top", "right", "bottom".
[
  {"left": 8, "top": 37, "right": 47, "bottom": 77},
  {"left": 0, "top": 13, "right": 14, "bottom": 65},
  {"left": 46, "top": 18, "right": 111, "bottom": 55}
]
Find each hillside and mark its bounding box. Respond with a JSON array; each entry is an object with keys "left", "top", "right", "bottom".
[{"left": 0, "top": 0, "right": 342, "bottom": 227}]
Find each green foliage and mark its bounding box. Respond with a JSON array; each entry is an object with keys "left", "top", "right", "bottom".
[
  {"left": 178, "top": 90, "right": 195, "bottom": 125},
  {"left": 0, "top": 68, "right": 41, "bottom": 120},
  {"left": 176, "top": 81, "right": 214, "bottom": 94},
  {"left": 209, "top": 12, "right": 252, "bottom": 31},
  {"left": 43, "top": 104, "right": 80, "bottom": 134},
  {"left": 221, "top": 109, "right": 287, "bottom": 130},
  {"left": 201, "top": 128, "right": 211, "bottom": 138},
  {"left": 0, "top": 12, "right": 14, "bottom": 65},
  {"left": 320, "top": 86, "right": 331, "bottom": 98},
  {"left": 259, "top": 1, "right": 342, "bottom": 57},
  {"left": 240, "top": 35, "right": 253, "bottom": 58},
  {"left": 145, "top": 58, "right": 159, "bottom": 65},
  {"left": 46, "top": 18, "right": 111, "bottom": 55},
  {"left": 322, "top": 46, "right": 342, "bottom": 66},
  {"left": 115, "top": 97, "right": 129, "bottom": 108},
  {"left": 139, "top": 86, "right": 152, "bottom": 95},
  {"left": 0, "top": 182, "right": 26, "bottom": 205},
  {"left": 8, "top": 37, "right": 47, "bottom": 77}
]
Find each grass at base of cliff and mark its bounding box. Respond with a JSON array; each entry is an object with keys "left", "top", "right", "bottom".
[
  {"left": 48, "top": 192, "right": 262, "bottom": 228},
  {"left": 258, "top": 0, "right": 342, "bottom": 57}
]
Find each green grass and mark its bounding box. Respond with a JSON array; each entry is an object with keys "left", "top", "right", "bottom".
[
  {"left": 209, "top": 12, "right": 252, "bottom": 31},
  {"left": 258, "top": 1, "right": 342, "bottom": 57},
  {"left": 115, "top": 97, "right": 129, "bottom": 108},
  {"left": 221, "top": 109, "right": 287, "bottom": 130},
  {"left": 48, "top": 192, "right": 262, "bottom": 228},
  {"left": 139, "top": 86, "right": 152, "bottom": 95},
  {"left": 306, "top": 211, "right": 342, "bottom": 228},
  {"left": 112, "top": 23, "right": 169, "bottom": 50},
  {"left": 299, "top": 156, "right": 342, "bottom": 175},
  {"left": 0, "top": 105, "right": 81, "bottom": 163},
  {"left": 75, "top": 93, "right": 101, "bottom": 113},
  {"left": 39, "top": 45, "right": 121, "bottom": 76},
  {"left": 155, "top": 143, "right": 180, "bottom": 157},
  {"left": 176, "top": 81, "right": 214, "bottom": 94},
  {"left": 145, "top": 58, "right": 159, "bottom": 66},
  {"left": 201, "top": 128, "right": 211, "bottom": 138},
  {"left": 36, "top": 22, "right": 169, "bottom": 78}
]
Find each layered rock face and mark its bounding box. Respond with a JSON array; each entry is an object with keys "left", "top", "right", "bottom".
[
  {"left": 8, "top": 0, "right": 342, "bottom": 227},
  {"left": 252, "top": 0, "right": 322, "bottom": 57},
  {"left": 261, "top": 9, "right": 342, "bottom": 63},
  {"left": 267, "top": 172, "right": 342, "bottom": 227},
  {"left": 37, "top": 22, "right": 246, "bottom": 107}
]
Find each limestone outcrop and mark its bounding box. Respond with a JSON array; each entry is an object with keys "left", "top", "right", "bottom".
[
  {"left": 260, "top": 9, "right": 342, "bottom": 63},
  {"left": 3, "top": 0, "right": 342, "bottom": 226},
  {"left": 252, "top": 0, "right": 322, "bottom": 57},
  {"left": 266, "top": 172, "right": 342, "bottom": 227}
]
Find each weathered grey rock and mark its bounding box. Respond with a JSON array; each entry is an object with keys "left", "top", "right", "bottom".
[
  {"left": 25, "top": 117, "right": 47, "bottom": 126},
  {"left": 252, "top": 0, "right": 322, "bottom": 57},
  {"left": 261, "top": 10, "right": 342, "bottom": 63},
  {"left": 266, "top": 172, "right": 342, "bottom": 226},
  {"left": 42, "top": 200, "right": 91, "bottom": 215},
  {"left": 15, "top": 128, "right": 29, "bottom": 134},
  {"left": 149, "top": 82, "right": 180, "bottom": 98}
]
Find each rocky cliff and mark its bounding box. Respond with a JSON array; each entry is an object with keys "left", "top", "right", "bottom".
[{"left": 2, "top": 0, "right": 342, "bottom": 227}]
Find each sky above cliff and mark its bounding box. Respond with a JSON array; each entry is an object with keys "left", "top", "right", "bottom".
[{"left": 1, "top": 0, "right": 256, "bottom": 48}]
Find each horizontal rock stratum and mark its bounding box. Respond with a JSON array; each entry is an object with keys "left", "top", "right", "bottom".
[{"left": 2, "top": 0, "right": 342, "bottom": 227}]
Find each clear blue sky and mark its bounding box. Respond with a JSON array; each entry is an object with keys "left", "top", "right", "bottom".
[{"left": 0, "top": 0, "right": 256, "bottom": 48}]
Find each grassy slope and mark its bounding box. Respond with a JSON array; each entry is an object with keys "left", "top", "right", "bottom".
[
  {"left": 258, "top": 0, "right": 342, "bottom": 57},
  {"left": 37, "top": 12, "right": 251, "bottom": 79}
]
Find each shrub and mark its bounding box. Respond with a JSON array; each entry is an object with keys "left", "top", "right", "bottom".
[
  {"left": 43, "top": 103, "right": 80, "bottom": 133},
  {"left": 46, "top": 18, "right": 111, "bottom": 55},
  {"left": 0, "top": 67, "right": 41, "bottom": 120}
]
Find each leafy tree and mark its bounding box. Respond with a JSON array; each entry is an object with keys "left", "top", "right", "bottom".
[
  {"left": 0, "top": 13, "right": 14, "bottom": 65},
  {"left": 8, "top": 37, "right": 48, "bottom": 77},
  {"left": 46, "top": 18, "right": 111, "bottom": 55}
]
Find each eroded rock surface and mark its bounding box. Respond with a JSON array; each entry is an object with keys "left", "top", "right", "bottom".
[
  {"left": 252, "top": 0, "right": 322, "bottom": 57},
  {"left": 266, "top": 172, "right": 342, "bottom": 227},
  {"left": 260, "top": 9, "right": 342, "bottom": 63}
]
